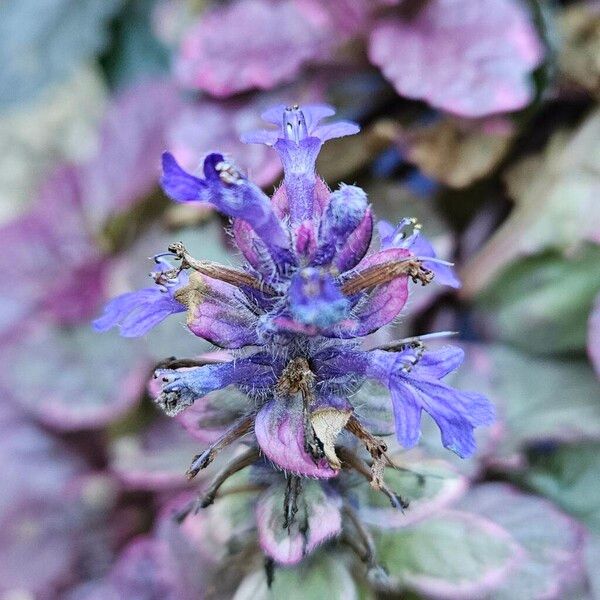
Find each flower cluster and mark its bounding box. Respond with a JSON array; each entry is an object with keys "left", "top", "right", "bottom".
[{"left": 95, "top": 104, "right": 494, "bottom": 568}]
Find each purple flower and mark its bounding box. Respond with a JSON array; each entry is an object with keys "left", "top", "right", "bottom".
[
  {"left": 286, "top": 268, "right": 350, "bottom": 329},
  {"left": 241, "top": 103, "right": 360, "bottom": 147},
  {"left": 365, "top": 346, "right": 495, "bottom": 457},
  {"left": 95, "top": 103, "right": 493, "bottom": 566},
  {"left": 92, "top": 260, "right": 188, "bottom": 338}
]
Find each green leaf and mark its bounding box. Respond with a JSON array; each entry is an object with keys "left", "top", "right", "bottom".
[
  {"left": 461, "top": 108, "right": 600, "bottom": 297},
  {"left": 101, "top": 0, "right": 170, "bottom": 89},
  {"left": 524, "top": 443, "right": 600, "bottom": 533},
  {"left": 475, "top": 245, "right": 600, "bottom": 354},
  {"left": 232, "top": 555, "right": 359, "bottom": 600},
  {"left": 359, "top": 458, "right": 467, "bottom": 528},
  {"left": 375, "top": 510, "right": 520, "bottom": 597},
  {"left": 450, "top": 345, "right": 600, "bottom": 462},
  {"left": 0, "top": 65, "right": 106, "bottom": 220}
]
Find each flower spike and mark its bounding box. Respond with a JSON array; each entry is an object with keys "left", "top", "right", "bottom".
[{"left": 94, "top": 102, "right": 494, "bottom": 568}]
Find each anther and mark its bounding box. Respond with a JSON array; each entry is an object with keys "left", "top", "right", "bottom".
[{"left": 215, "top": 161, "right": 243, "bottom": 186}]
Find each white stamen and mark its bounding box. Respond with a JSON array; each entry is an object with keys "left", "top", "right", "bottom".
[{"left": 415, "top": 256, "right": 455, "bottom": 267}]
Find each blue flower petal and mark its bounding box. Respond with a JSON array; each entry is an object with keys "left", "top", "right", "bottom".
[{"left": 92, "top": 287, "right": 186, "bottom": 338}]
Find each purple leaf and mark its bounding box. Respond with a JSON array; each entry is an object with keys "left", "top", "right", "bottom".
[
  {"left": 368, "top": 0, "right": 544, "bottom": 117},
  {"left": 79, "top": 79, "right": 184, "bottom": 226},
  {"left": 0, "top": 409, "right": 119, "bottom": 597},
  {"left": 0, "top": 498, "right": 83, "bottom": 596},
  {"left": 0, "top": 406, "right": 87, "bottom": 514},
  {"left": 175, "top": 0, "right": 333, "bottom": 96},
  {"left": 0, "top": 166, "right": 107, "bottom": 337},
  {"left": 68, "top": 537, "right": 183, "bottom": 600}
]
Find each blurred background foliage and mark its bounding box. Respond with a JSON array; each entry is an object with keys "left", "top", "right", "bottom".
[{"left": 0, "top": 0, "right": 598, "bottom": 598}]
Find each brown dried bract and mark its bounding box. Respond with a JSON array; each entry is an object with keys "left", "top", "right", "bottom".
[
  {"left": 167, "top": 241, "right": 277, "bottom": 295},
  {"left": 341, "top": 258, "right": 433, "bottom": 296}
]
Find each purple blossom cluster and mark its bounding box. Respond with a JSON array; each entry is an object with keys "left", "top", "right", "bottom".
[{"left": 94, "top": 103, "right": 494, "bottom": 568}]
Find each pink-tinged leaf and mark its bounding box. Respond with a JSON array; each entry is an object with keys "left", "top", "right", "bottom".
[
  {"left": 294, "top": 0, "right": 372, "bottom": 37},
  {"left": 1, "top": 324, "right": 149, "bottom": 431},
  {"left": 256, "top": 480, "right": 342, "bottom": 565},
  {"left": 359, "top": 457, "right": 467, "bottom": 528},
  {"left": 255, "top": 400, "right": 338, "bottom": 478},
  {"left": 79, "top": 79, "right": 184, "bottom": 226},
  {"left": 167, "top": 99, "right": 282, "bottom": 187},
  {"left": 588, "top": 293, "right": 600, "bottom": 379},
  {"left": 368, "top": 0, "right": 544, "bottom": 117},
  {"left": 458, "top": 483, "right": 586, "bottom": 599},
  {"left": 376, "top": 509, "right": 522, "bottom": 598},
  {"left": 175, "top": 0, "right": 332, "bottom": 96},
  {"left": 155, "top": 491, "right": 255, "bottom": 597},
  {"left": 176, "top": 386, "right": 247, "bottom": 444},
  {"left": 110, "top": 418, "right": 200, "bottom": 491}
]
